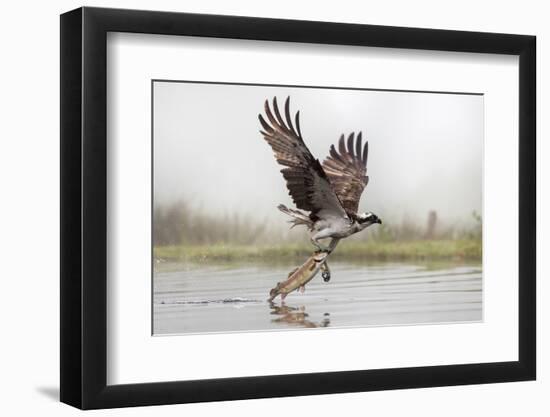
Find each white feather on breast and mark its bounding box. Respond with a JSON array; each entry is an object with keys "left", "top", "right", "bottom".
[{"left": 313, "top": 217, "right": 356, "bottom": 239}]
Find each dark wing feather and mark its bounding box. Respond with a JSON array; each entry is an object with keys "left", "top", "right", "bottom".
[
  {"left": 259, "top": 97, "right": 347, "bottom": 219},
  {"left": 322, "top": 132, "right": 369, "bottom": 215}
]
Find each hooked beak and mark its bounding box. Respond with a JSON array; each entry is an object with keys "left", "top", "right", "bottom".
[{"left": 376, "top": 218, "right": 382, "bottom": 225}]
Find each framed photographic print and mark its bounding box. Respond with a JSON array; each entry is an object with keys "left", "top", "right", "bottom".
[{"left": 60, "top": 6, "right": 536, "bottom": 409}]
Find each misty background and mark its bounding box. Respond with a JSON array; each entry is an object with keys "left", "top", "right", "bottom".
[{"left": 153, "top": 81, "right": 482, "bottom": 247}]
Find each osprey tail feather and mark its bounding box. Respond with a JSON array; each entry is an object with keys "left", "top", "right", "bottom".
[{"left": 278, "top": 204, "right": 313, "bottom": 229}]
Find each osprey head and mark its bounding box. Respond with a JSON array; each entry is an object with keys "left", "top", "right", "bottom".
[{"left": 357, "top": 212, "right": 382, "bottom": 226}]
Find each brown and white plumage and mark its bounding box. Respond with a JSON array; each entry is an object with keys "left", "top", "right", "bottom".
[{"left": 259, "top": 96, "right": 381, "bottom": 253}]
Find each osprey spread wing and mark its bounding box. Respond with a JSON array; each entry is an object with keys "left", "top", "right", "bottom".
[
  {"left": 258, "top": 96, "right": 370, "bottom": 221},
  {"left": 322, "top": 133, "right": 369, "bottom": 216}
]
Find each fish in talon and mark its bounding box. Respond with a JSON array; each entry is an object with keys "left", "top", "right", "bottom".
[{"left": 268, "top": 251, "right": 329, "bottom": 302}]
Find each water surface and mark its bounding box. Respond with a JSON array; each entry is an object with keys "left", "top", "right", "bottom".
[{"left": 153, "top": 261, "right": 482, "bottom": 335}]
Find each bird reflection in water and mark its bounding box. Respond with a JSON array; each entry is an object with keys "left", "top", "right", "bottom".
[{"left": 269, "top": 302, "right": 330, "bottom": 328}]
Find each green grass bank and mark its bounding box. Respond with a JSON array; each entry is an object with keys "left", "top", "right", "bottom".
[{"left": 154, "top": 239, "right": 482, "bottom": 264}]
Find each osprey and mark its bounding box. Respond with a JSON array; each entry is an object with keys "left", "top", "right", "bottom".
[{"left": 259, "top": 96, "right": 382, "bottom": 255}]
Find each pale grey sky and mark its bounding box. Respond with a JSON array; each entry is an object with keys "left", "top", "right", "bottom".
[{"left": 153, "top": 81, "right": 482, "bottom": 226}]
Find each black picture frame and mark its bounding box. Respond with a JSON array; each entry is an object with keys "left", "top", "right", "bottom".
[{"left": 60, "top": 6, "right": 536, "bottom": 410}]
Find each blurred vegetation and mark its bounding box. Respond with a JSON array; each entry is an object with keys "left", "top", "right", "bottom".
[
  {"left": 153, "top": 201, "right": 482, "bottom": 262},
  {"left": 155, "top": 239, "right": 481, "bottom": 263},
  {"left": 154, "top": 200, "right": 268, "bottom": 246}
]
